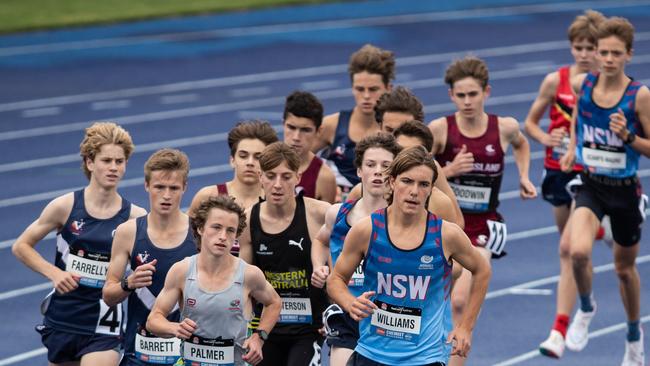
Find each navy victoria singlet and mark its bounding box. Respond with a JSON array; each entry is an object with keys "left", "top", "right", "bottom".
[
  {"left": 124, "top": 216, "right": 197, "bottom": 365},
  {"left": 45, "top": 189, "right": 131, "bottom": 335},
  {"left": 250, "top": 195, "right": 328, "bottom": 337},
  {"left": 436, "top": 114, "right": 505, "bottom": 213},
  {"left": 356, "top": 209, "right": 452, "bottom": 365},
  {"left": 323, "top": 110, "right": 360, "bottom": 188}
]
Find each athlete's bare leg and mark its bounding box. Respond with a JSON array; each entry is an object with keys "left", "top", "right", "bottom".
[
  {"left": 554, "top": 205, "right": 577, "bottom": 317},
  {"left": 330, "top": 346, "right": 354, "bottom": 366},
  {"left": 80, "top": 349, "right": 119, "bottom": 366},
  {"left": 569, "top": 207, "right": 600, "bottom": 297},
  {"left": 613, "top": 243, "right": 641, "bottom": 322}
]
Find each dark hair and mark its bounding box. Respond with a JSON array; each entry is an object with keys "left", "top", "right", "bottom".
[
  {"left": 191, "top": 195, "right": 247, "bottom": 252},
  {"left": 144, "top": 148, "right": 190, "bottom": 184},
  {"left": 348, "top": 44, "right": 396, "bottom": 86},
  {"left": 385, "top": 146, "right": 438, "bottom": 204},
  {"left": 259, "top": 142, "right": 301, "bottom": 173},
  {"left": 444, "top": 56, "right": 489, "bottom": 89},
  {"left": 227, "top": 120, "right": 279, "bottom": 157},
  {"left": 283, "top": 91, "right": 324, "bottom": 129},
  {"left": 393, "top": 120, "right": 433, "bottom": 152},
  {"left": 375, "top": 86, "right": 424, "bottom": 124},
  {"left": 354, "top": 132, "right": 402, "bottom": 169}
]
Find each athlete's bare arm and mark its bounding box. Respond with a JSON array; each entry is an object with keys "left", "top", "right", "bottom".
[
  {"left": 147, "top": 259, "right": 196, "bottom": 339},
  {"left": 311, "top": 203, "right": 340, "bottom": 288},
  {"left": 612, "top": 86, "right": 650, "bottom": 157},
  {"left": 103, "top": 219, "right": 137, "bottom": 306},
  {"left": 130, "top": 205, "right": 147, "bottom": 219},
  {"left": 188, "top": 186, "right": 214, "bottom": 218},
  {"left": 243, "top": 263, "right": 281, "bottom": 364},
  {"left": 501, "top": 117, "right": 537, "bottom": 199},
  {"left": 327, "top": 217, "right": 374, "bottom": 321},
  {"left": 316, "top": 163, "right": 337, "bottom": 204},
  {"left": 312, "top": 113, "right": 339, "bottom": 153},
  {"left": 347, "top": 183, "right": 362, "bottom": 201},
  {"left": 12, "top": 193, "right": 77, "bottom": 294},
  {"left": 442, "top": 221, "right": 491, "bottom": 358},
  {"left": 524, "top": 71, "right": 566, "bottom": 147},
  {"left": 433, "top": 162, "right": 465, "bottom": 228},
  {"left": 427, "top": 188, "right": 458, "bottom": 224},
  {"left": 238, "top": 208, "right": 254, "bottom": 264}
]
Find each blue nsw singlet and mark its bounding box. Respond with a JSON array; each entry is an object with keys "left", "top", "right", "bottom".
[
  {"left": 576, "top": 72, "right": 643, "bottom": 178},
  {"left": 329, "top": 199, "right": 365, "bottom": 297},
  {"left": 44, "top": 189, "right": 131, "bottom": 335},
  {"left": 356, "top": 209, "right": 453, "bottom": 365},
  {"left": 323, "top": 110, "right": 360, "bottom": 188},
  {"left": 124, "top": 215, "right": 197, "bottom": 365}
]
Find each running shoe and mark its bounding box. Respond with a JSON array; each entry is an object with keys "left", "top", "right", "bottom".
[
  {"left": 622, "top": 329, "right": 645, "bottom": 366},
  {"left": 539, "top": 329, "right": 565, "bottom": 358},
  {"left": 566, "top": 303, "right": 597, "bottom": 352}
]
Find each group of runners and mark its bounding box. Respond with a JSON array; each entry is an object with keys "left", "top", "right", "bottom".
[{"left": 11, "top": 9, "right": 649, "bottom": 366}]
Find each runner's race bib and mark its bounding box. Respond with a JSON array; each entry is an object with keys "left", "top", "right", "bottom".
[
  {"left": 135, "top": 326, "right": 181, "bottom": 364},
  {"left": 183, "top": 335, "right": 234, "bottom": 366},
  {"left": 371, "top": 299, "right": 422, "bottom": 343},
  {"left": 349, "top": 260, "right": 364, "bottom": 288},
  {"left": 66, "top": 246, "right": 109, "bottom": 288},
  {"left": 279, "top": 297, "right": 312, "bottom": 324},
  {"left": 449, "top": 181, "right": 491, "bottom": 212},
  {"left": 485, "top": 220, "right": 507, "bottom": 256},
  {"left": 552, "top": 136, "right": 571, "bottom": 160},
  {"left": 582, "top": 142, "right": 626, "bottom": 171},
  {"left": 95, "top": 300, "right": 122, "bottom": 336}
]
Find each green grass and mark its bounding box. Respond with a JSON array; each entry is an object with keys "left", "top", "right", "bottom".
[{"left": 0, "top": 0, "right": 337, "bottom": 34}]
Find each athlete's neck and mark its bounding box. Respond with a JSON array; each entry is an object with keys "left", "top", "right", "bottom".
[
  {"left": 84, "top": 183, "right": 121, "bottom": 213},
  {"left": 351, "top": 107, "right": 378, "bottom": 126},
  {"left": 387, "top": 205, "right": 426, "bottom": 228},
  {"left": 299, "top": 151, "right": 316, "bottom": 169},
  {"left": 357, "top": 193, "right": 387, "bottom": 214},
  {"left": 148, "top": 210, "right": 186, "bottom": 232},
  {"left": 262, "top": 197, "right": 297, "bottom": 219},
  {"left": 598, "top": 72, "right": 630, "bottom": 91},
  {"left": 229, "top": 179, "right": 263, "bottom": 202},
  {"left": 455, "top": 111, "right": 487, "bottom": 126},
  {"left": 198, "top": 249, "right": 236, "bottom": 277}
]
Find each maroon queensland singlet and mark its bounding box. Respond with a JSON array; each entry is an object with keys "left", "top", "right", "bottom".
[
  {"left": 296, "top": 156, "right": 323, "bottom": 199},
  {"left": 213, "top": 182, "right": 239, "bottom": 256},
  {"left": 436, "top": 114, "right": 505, "bottom": 246}
]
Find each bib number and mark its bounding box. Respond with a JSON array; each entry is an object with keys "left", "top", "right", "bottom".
[
  {"left": 349, "top": 261, "right": 364, "bottom": 288},
  {"left": 485, "top": 220, "right": 507, "bottom": 256},
  {"left": 95, "top": 300, "right": 122, "bottom": 336},
  {"left": 370, "top": 300, "right": 422, "bottom": 343},
  {"left": 183, "top": 336, "right": 234, "bottom": 366},
  {"left": 280, "top": 297, "right": 312, "bottom": 324}
]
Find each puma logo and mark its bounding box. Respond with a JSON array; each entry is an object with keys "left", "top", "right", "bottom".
[{"left": 288, "top": 237, "right": 304, "bottom": 251}]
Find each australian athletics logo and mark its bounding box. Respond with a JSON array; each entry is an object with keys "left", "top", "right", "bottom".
[{"left": 419, "top": 255, "right": 434, "bottom": 270}]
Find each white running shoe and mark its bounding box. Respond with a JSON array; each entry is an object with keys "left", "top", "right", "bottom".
[
  {"left": 622, "top": 329, "right": 645, "bottom": 366},
  {"left": 539, "top": 329, "right": 565, "bottom": 358},
  {"left": 601, "top": 215, "right": 614, "bottom": 248},
  {"left": 566, "top": 304, "right": 597, "bottom": 352}
]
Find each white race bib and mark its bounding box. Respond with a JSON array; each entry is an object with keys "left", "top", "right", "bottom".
[
  {"left": 485, "top": 220, "right": 507, "bottom": 256},
  {"left": 280, "top": 297, "right": 312, "bottom": 324},
  {"left": 66, "top": 248, "right": 109, "bottom": 288},
  {"left": 582, "top": 146, "right": 626, "bottom": 170},
  {"left": 371, "top": 300, "right": 422, "bottom": 343},
  {"left": 183, "top": 336, "right": 234, "bottom": 366},
  {"left": 349, "top": 261, "right": 364, "bottom": 288},
  {"left": 449, "top": 182, "right": 491, "bottom": 211},
  {"left": 95, "top": 300, "right": 122, "bottom": 336},
  {"left": 135, "top": 328, "right": 181, "bottom": 364}
]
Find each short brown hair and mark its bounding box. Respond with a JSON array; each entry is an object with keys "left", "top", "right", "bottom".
[
  {"left": 444, "top": 56, "right": 489, "bottom": 89},
  {"left": 385, "top": 146, "right": 438, "bottom": 204},
  {"left": 144, "top": 148, "right": 190, "bottom": 184},
  {"left": 568, "top": 10, "right": 605, "bottom": 44},
  {"left": 393, "top": 120, "right": 434, "bottom": 152},
  {"left": 597, "top": 16, "right": 634, "bottom": 51},
  {"left": 79, "top": 122, "right": 134, "bottom": 180},
  {"left": 348, "top": 44, "right": 396, "bottom": 86},
  {"left": 191, "top": 195, "right": 246, "bottom": 251},
  {"left": 259, "top": 142, "right": 300, "bottom": 173},
  {"left": 375, "top": 86, "right": 425, "bottom": 124},
  {"left": 354, "top": 132, "right": 402, "bottom": 169},
  {"left": 227, "top": 120, "right": 279, "bottom": 157}
]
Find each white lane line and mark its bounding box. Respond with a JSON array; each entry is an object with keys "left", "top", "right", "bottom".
[
  {"left": 1, "top": 0, "right": 649, "bottom": 58},
  {"left": 0, "top": 232, "right": 55, "bottom": 250},
  {"left": 160, "top": 93, "right": 199, "bottom": 105},
  {"left": 90, "top": 99, "right": 131, "bottom": 111},
  {"left": 20, "top": 107, "right": 61, "bottom": 118},
  {"left": 0, "top": 347, "right": 47, "bottom": 366},
  {"left": 229, "top": 86, "right": 271, "bottom": 98},
  {"left": 0, "top": 282, "right": 51, "bottom": 301},
  {"left": 300, "top": 80, "right": 340, "bottom": 91},
  {"left": 493, "top": 315, "right": 650, "bottom": 366},
  {"left": 1, "top": 31, "right": 649, "bottom": 115}
]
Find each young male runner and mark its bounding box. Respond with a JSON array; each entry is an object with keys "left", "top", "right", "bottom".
[
  {"left": 429, "top": 56, "right": 537, "bottom": 366},
  {"left": 103, "top": 149, "right": 197, "bottom": 366},
  {"left": 560, "top": 16, "right": 650, "bottom": 365},
  {"left": 189, "top": 120, "right": 278, "bottom": 214},
  {"left": 312, "top": 44, "right": 395, "bottom": 198},
  {"left": 522, "top": 10, "right": 607, "bottom": 358},
  {"left": 328, "top": 146, "right": 491, "bottom": 365},
  {"left": 283, "top": 91, "right": 337, "bottom": 203},
  {"left": 12, "top": 122, "right": 146, "bottom": 366},
  {"left": 147, "top": 195, "right": 282, "bottom": 366},
  {"left": 239, "top": 142, "right": 331, "bottom": 365},
  {"left": 312, "top": 133, "right": 401, "bottom": 366}
]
